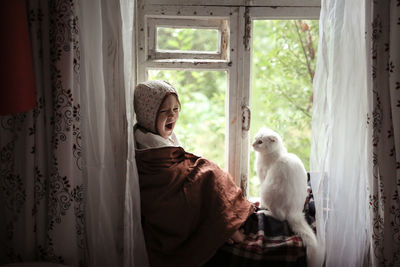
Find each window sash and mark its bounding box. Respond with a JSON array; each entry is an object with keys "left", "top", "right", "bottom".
[
  {"left": 136, "top": 0, "right": 320, "bottom": 196},
  {"left": 140, "top": 0, "right": 320, "bottom": 7},
  {"left": 148, "top": 18, "right": 229, "bottom": 60}
]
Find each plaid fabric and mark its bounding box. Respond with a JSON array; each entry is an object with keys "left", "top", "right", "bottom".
[{"left": 204, "top": 185, "right": 316, "bottom": 267}]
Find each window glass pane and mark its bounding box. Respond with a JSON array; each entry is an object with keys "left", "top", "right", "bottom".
[
  {"left": 148, "top": 70, "right": 227, "bottom": 169},
  {"left": 249, "top": 20, "right": 319, "bottom": 197},
  {"left": 156, "top": 27, "right": 219, "bottom": 52}
]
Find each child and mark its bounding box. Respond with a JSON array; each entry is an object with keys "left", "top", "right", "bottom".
[
  {"left": 134, "top": 80, "right": 181, "bottom": 149},
  {"left": 134, "top": 80, "right": 254, "bottom": 267}
]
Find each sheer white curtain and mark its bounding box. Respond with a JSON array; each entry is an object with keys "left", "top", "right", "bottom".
[
  {"left": 79, "top": 0, "right": 148, "bottom": 266},
  {"left": 120, "top": 0, "right": 150, "bottom": 266},
  {"left": 310, "top": 0, "right": 370, "bottom": 266}
]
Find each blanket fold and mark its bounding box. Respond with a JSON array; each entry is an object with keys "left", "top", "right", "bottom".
[{"left": 136, "top": 146, "right": 254, "bottom": 267}]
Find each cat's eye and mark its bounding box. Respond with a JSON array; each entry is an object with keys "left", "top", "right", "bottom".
[{"left": 257, "top": 140, "right": 263, "bottom": 144}]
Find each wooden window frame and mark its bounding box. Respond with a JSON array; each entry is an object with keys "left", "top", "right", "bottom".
[
  {"left": 136, "top": 0, "right": 320, "bottom": 196},
  {"left": 148, "top": 18, "right": 229, "bottom": 60}
]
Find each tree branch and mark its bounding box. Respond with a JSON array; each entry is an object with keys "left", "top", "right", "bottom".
[{"left": 293, "top": 21, "right": 314, "bottom": 84}]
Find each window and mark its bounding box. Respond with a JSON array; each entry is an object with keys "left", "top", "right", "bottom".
[
  {"left": 136, "top": 0, "right": 320, "bottom": 197},
  {"left": 148, "top": 18, "right": 229, "bottom": 60}
]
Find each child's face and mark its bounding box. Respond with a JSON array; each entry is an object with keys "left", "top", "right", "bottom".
[{"left": 156, "top": 94, "right": 180, "bottom": 138}]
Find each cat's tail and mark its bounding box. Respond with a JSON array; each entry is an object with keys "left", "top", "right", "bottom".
[{"left": 287, "top": 214, "right": 321, "bottom": 267}]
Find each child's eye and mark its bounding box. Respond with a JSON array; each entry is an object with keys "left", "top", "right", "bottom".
[{"left": 173, "top": 108, "right": 179, "bottom": 112}]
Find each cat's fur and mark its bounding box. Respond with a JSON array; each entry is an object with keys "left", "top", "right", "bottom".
[{"left": 253, "top": 127, "right": 318, "bottom": 266}]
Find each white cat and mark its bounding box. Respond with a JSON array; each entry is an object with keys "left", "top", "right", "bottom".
[{"left": 253, "top": 127, "right": 318, "bottom": 266}]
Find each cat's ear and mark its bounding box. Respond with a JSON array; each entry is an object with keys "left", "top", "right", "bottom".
[{"left": 267, "top": 136, "right": 277, "bottom": 143}]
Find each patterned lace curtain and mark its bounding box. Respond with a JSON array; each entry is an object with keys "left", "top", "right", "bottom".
[
  {"left": 0, "top": 0, "right": 148, "bottom": 266},
  {"left": 367, "top": 0, "right": 400, "bottom": 266}
]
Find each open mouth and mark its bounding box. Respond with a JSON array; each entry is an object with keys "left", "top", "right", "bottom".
[{"left": 165, "top": 122, "right": 174, "bottom": 130}]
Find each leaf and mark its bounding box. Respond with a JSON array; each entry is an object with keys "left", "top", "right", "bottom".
[{"left": 301, "top": 21, "right": 310, "bottom": 32}]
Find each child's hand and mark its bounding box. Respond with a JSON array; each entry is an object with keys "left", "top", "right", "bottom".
[{"left": 227, "top": 229, "right": 245, "bottom": 244}]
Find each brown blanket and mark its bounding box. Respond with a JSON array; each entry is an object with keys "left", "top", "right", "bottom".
[{"left": 136, "top": 146, "right": 254, "bottom": 267}]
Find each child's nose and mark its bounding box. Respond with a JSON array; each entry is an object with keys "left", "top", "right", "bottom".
[{"left": 167, "top": 109, "right": 176, "bottom": 117}]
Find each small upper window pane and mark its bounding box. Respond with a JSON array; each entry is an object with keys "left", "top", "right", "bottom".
[{"left": 156, "top": 27, "right": 219, "bottom": 53}]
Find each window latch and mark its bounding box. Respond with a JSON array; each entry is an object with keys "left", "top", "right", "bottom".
[
  {"left": 243, "top": 7, "right": 251, "bottom": 51},
  {"left": 242, "top": 105, "right": 251, "bottom": 131}
]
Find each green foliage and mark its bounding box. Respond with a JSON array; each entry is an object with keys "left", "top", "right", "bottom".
[
  {"left": 148, "top": 20, "right": 319, "bottom": 197},
  {"left": 157, "top": 27, "right": 219, "bottom": 52}
]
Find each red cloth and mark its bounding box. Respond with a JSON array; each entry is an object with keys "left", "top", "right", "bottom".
[
  {"left": 0, "top": 0, "right": 36, "bottom": 115},
  {"left": 136, "top": 147, "right": 254, "bottom": 267}
]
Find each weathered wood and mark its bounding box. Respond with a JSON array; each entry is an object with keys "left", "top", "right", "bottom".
[
  {"left": 147, "top": 17, "right": 229, "bottom": 60},
  {"left": 144, "top": 59, "right": 232, "bottom": 69},
  {"left": 141, "top": 0, "right": 320, "bottom": 7},
  {"left": 250, "top": 6, "right": 320, "bottom": 19}
]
